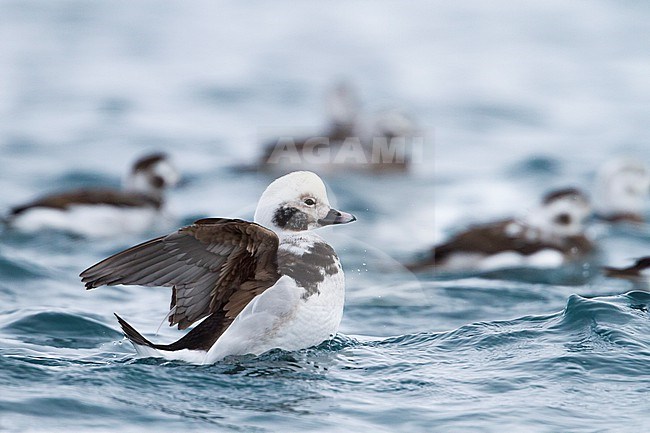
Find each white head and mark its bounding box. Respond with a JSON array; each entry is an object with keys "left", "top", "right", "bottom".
[
  {"left": 325, "top": 81, "right": 360, "bottom": 131},
  {"left": 125, "top": 153, "right": 180, "bottom": 198},
  {"left": 254, "top": 171, "right": 356, "bottom": 233},
  {"left": 596, "top": 158, "right": 650, "bottom": 218},
  {"left": 371, "top": 109, "right": 418, "bottom": 139},
  {"left": 526, "top": 188, "right": 592, "bottom": 237}
]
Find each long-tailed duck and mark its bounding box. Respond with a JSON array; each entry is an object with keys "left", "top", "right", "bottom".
[
  {"left": 407, "top": 188, "right": 594, "bottom": 273},
  {"left": 603, "top": 257, "right": 650, "bottom": 282},
  {"left": 253, "top": 82, "right": 419, "bottom": 174},
  {"left": 80, "top": 171, "right": 356, "bottom": 364},
  {"left": 595, "top": 158, "right": 650, "bottom": 224},
  {"left": 6, "top": 153, "right": 179, "bottom": 236}
]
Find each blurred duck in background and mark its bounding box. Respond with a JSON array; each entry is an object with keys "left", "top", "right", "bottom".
[
  {"left": 594, "top": 158, "right": 650, "bottom": 224},
  {"left": 5, "top": 152, "right": 180, "bottom": 237},
  {"left": 322, "top": 80, "right": 361, "bottom": 142},
  {"left": 603, "top": 257, "right": 650, "bottom": 291},
  {"left": 603, "top": 257, "right": 650, "bottom": 283},
  {"left": 255, "top": 81, "right": 419, "bottom": 174},
  {"left": 407, "top": 188, "right": 594, "bottom": 273}
]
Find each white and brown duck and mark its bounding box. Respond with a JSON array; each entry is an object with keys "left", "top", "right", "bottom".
[
  {"left": 407, "top": 188, "right": 594, "bottom": 273},
  {"left": 6, "top": 152, "right": 179, "bottom": 236},
  {"left": 80, "top": 171, "right": 356, "bottom": 364},
  {"left": 255, "top": 82, "right": 419, "bottom": 174}
]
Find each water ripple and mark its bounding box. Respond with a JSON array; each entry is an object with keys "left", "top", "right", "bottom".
[{"left": 2, "top": 311, "right": 122, "bottom": 349}]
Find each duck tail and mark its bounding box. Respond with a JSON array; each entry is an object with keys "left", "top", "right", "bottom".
[{"left": 114, "top": 313, "right": 157, "bottom": 348}]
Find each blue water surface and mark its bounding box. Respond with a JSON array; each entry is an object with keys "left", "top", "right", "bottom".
[{"left": 2, "top": 1, "right": 650, "bottom": 432}]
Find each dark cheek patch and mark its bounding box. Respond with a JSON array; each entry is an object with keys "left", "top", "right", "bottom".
[{"left": 272, "top": 206, "right": 310, "bottom": 231}]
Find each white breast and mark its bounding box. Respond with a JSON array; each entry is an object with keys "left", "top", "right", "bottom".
[
  {"left": 203, "top": 264, "right": 345, "bottom": 364},
  {"left": 10, "top": 205, "right": 162, "bottom": 237},
  {"left": 440, "top": 249, "right": 566, "bottom": 272},
  {"left": 478, "top": 249, "right": 565, "bottom": 271}
]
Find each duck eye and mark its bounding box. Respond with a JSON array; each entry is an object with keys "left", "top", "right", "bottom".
[
  {"left": 151, "top": 175, "right": 165, "bottom": 188},
  {"left": 554, "top": 213, "right": 571, "bottom": 225},
  {"left": 304, "top": 198, "right": 316, "bottom": 206}
]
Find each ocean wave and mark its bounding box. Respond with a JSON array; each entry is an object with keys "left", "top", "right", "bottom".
[
  {"left": 2, "top": 310, "right": 122, "bottom": 349},
  {"left": 352, "top": 291, "right": 650, "bottom": 383},
  {"left": 0, "top": 254, "right": 49, "bottom": 280}
]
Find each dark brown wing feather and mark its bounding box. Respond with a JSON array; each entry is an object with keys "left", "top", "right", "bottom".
[
  {"left": 406, "top": 220, "right": 516, "bottom": 270},
  {"left": 80, "top": 218, "right": 280, "bottom": 334},
  {"left": 602, "top": 266, "right": 636, "bottom": 279},
  {"left": 434, "top": 220, "right": 527, "bottom": 261},
  {"left": 407, "top": 219, "right": 593, "bottom": 270},
  {"left": 603, "top": 257, "right": 650, "bottom": 280},
  {"left": 434, "top": 220, "right": 594, "bottom": 260},
  {"left": 11, "top": 188, "right": 161, "bottom": 215}
]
